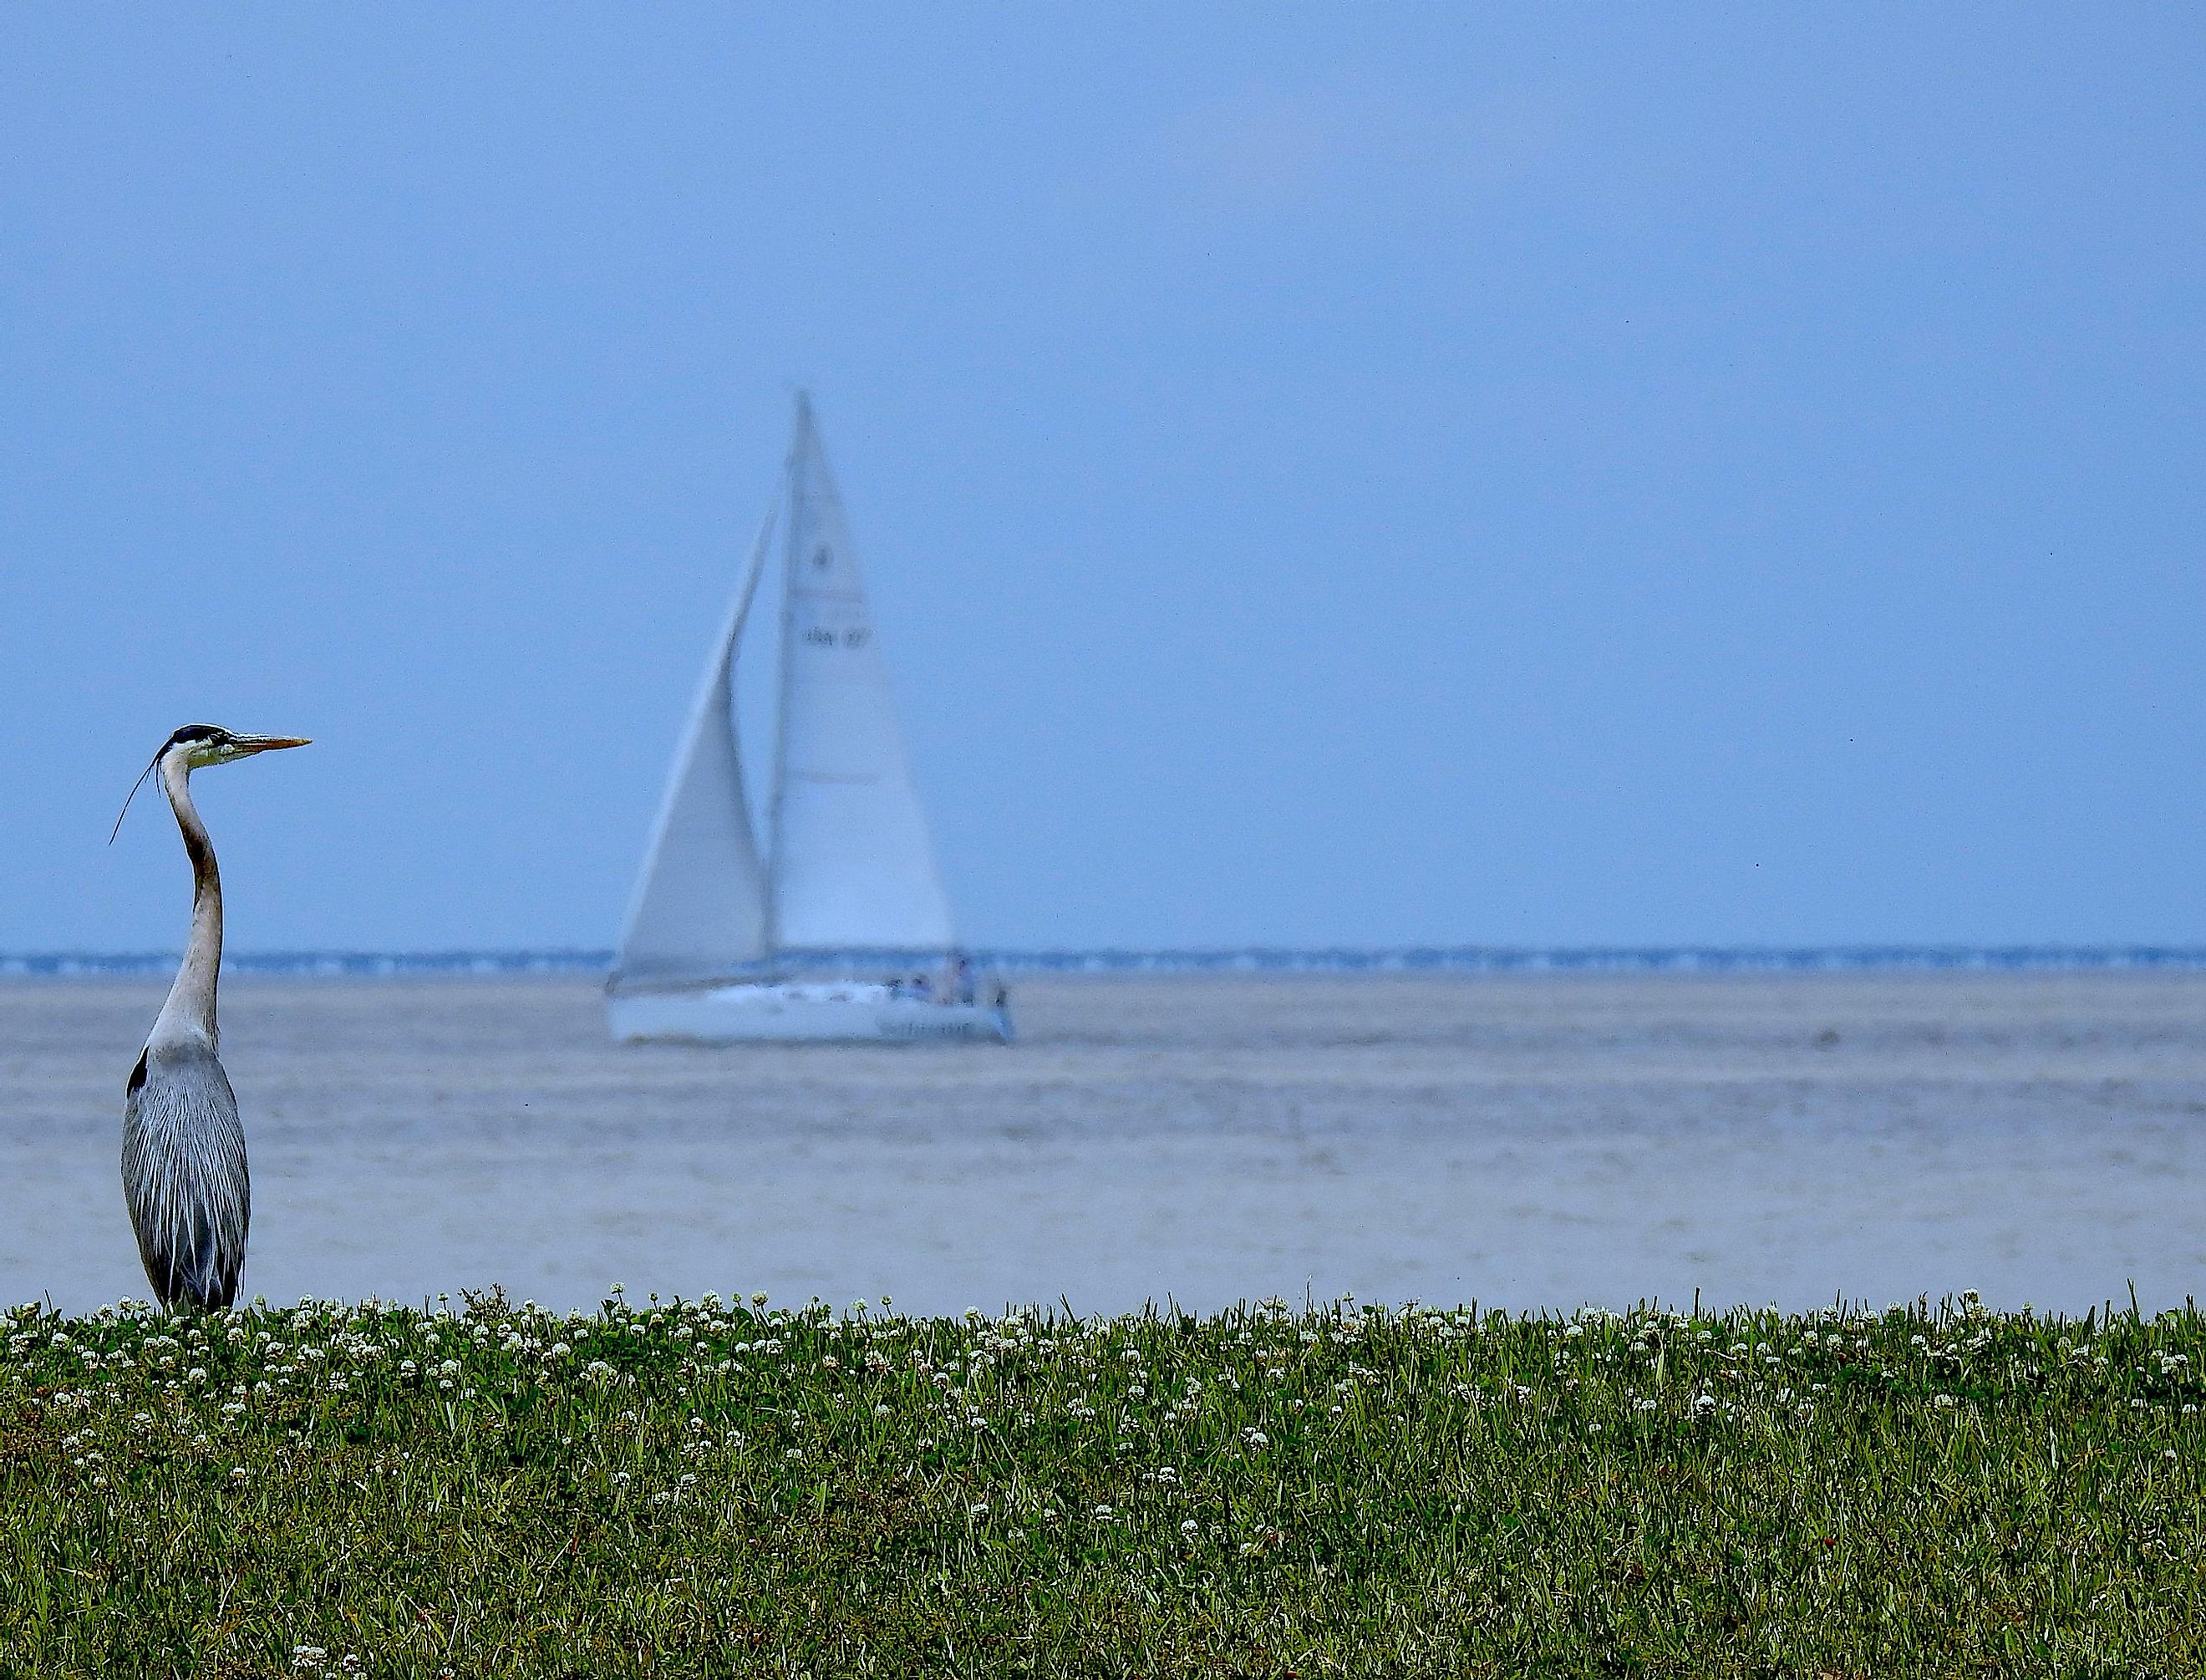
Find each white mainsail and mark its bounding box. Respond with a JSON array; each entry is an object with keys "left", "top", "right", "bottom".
[
  {"left": 766, "top": 396, "right": 957, "bottom": 955},
  {"left": 610, "top": 509, "right": 775, "bottom": 987}
]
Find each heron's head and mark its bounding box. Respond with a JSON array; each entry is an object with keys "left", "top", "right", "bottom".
[
  {"left": 160, "top": 723, "right": 313, "bottom": 771},
  {"left": 109, "top": 725, "right": 312, "bottom": 842}
]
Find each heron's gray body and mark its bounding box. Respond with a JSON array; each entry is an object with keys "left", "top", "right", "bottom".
[{"left": 121, "top": 1038, "right": 250, "bottom": 1309}]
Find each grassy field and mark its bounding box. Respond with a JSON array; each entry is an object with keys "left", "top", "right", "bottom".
[{"left": 3, "top": 1288, "right": 2203, "bottom": 1677}]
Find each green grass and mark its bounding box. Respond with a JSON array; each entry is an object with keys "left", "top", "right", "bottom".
[{"left": 3, "top": 1287, "right": 2203, "bottom": 1677}]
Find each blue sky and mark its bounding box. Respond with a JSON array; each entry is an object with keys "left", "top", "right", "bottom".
[{"left": 3, "top": 8, "right": 2200, "bottom": 951}]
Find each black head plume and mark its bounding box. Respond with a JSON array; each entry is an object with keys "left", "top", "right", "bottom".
[
  {"left": 109, "top": 726, "right": 227, "bottom": 845},
  {"left": 108, "top": 752, "right": 160, "bottom": 845}
]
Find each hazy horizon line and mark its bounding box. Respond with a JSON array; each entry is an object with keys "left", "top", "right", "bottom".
[{"left": 7, "top": 946, "right": 2206, "bottom": 978}]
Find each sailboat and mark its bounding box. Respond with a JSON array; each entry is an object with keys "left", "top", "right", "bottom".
[{"left": 606, "top": 395, "right": 1012, "bottom": 1043}]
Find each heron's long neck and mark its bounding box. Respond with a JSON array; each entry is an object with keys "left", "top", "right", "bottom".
[{"left": 152, "top": 754, "right": 221, "bottom": 1049}]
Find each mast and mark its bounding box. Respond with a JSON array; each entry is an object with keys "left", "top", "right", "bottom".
[{"left": 764, "top": 396, "right": 807, "bottom": 962}]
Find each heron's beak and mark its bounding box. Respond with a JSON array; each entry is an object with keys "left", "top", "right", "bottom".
[{"left": 232, "top": 736, "right": 312, "bottom": 756}]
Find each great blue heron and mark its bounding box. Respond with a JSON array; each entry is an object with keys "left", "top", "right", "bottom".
[{"left": 113, "top": 724, "right": 308, "bottom": 1310}]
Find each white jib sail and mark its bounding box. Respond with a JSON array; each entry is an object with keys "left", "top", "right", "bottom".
[
  {"left": 767, "top": 395, "right": 956, "bottom": 954},
  {"left": 611, "top": 506, "right": 776, "bottom": 987}
]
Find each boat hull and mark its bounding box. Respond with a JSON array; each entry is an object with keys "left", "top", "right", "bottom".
[{"left": 607, "top": 983, "right": 1013, "bottom": 1045}]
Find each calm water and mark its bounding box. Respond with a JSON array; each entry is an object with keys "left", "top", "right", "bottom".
[{"left": 3, "top": 972, "right": 2203, "bottom": 1316}]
